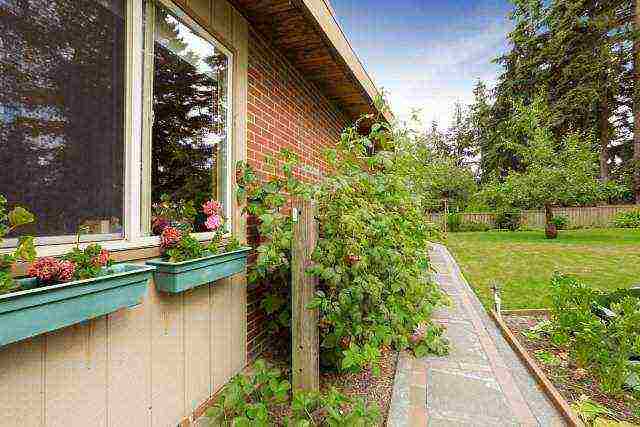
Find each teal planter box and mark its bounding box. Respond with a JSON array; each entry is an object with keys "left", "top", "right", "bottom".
[
  {"left": 146, "top": 247, "right": 251, "bottom": 293},
  {"left": 0, "top": 264, "right": 154, "bottom": 347}
]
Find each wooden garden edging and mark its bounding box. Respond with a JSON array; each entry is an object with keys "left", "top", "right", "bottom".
[
  {"left": 291, "top": 199, "right": 319, "bottom": 393},
  {"left": 489, "top": 310, "right": 585, "bottom": 427}
]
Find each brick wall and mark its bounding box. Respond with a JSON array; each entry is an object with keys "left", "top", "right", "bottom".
[{"left": 245, "top": 27, "right": 349, "bottom": 360}]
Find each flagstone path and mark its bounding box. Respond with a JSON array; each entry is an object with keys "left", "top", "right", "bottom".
[{"left": 387, "top": 243, "right": 567, "bottom": 427}]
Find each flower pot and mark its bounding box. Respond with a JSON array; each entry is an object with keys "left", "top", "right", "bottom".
[
  {"left": 146, "top": 247, "right": 251, "bottom": 293},
  {"left": 0, "top": 263, "right": 155, "bottom": 347}
]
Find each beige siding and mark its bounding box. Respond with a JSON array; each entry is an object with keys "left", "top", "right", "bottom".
[{"left": 0, "top": 1, "right": 249, "bottom": 426}]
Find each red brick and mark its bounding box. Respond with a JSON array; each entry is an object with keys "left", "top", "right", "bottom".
[{"left": 244, "top": 28, "right": 349, "bottom": 361}]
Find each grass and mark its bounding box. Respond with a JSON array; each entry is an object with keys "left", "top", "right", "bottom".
[{"left": 445, "top": 228, "right": 640, "bottom": 310}]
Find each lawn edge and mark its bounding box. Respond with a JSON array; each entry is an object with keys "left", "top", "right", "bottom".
[{"left": 489, "top": 309, "right": 585, "bottom": 427}]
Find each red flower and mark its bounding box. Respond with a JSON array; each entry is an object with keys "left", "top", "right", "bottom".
[
  {"left": 346, "top": 254, "right": 360, "bottom": 265},
  {"left": 202, "top": 200, "right": 222, "bottom": 216},
  {"left": 57, "top": 260, "right": 76, "bottom": 282},
  {"left": 27, "top": 257, "right": 60, "bottom": 283},
  {"left": 95, "top": 249, "right": 110, "bottom": 267},
  {"left": 161, "top": 226, "right": 182, "bottom": 248},
  {"left": 27, "top": 257, "right": 77, "bottom": 284}
]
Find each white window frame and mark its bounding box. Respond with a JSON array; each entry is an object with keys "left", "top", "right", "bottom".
[{"left": 1, "top": 0, "right": 234, "bottom": 257}]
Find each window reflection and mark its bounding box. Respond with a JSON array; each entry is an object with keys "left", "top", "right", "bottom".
[
  {"left": 150, "top": 5, "right": 229, "bottom": 234},
  {"left": 0, "top": 0, "right": 125, "bottom": 240}
]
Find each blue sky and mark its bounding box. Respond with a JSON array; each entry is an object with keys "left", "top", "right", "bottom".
[{"left": 330, "top": 0, "right": 514, "bottom": 129}]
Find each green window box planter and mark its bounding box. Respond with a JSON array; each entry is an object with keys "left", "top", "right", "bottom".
[
  {"left": 0, "top": 264, "right": 155, "bottom": 347},
  {"left": 146, "top": 247, "right": 252, "bottom": 293}
]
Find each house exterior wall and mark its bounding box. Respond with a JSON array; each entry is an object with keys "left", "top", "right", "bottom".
[
  {"left": 244, "top": 28, "right": 349, "bottom": 360},
  {"left": 0, "top": 0, "right": 352, "bottom": 424},
  {"left": 0, "top": 1, "right": 249, "bottom": 426}
]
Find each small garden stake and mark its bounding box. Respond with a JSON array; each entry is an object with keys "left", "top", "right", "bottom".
[{"left": 492, "top": 283, "right": 502, "bottom": 317}]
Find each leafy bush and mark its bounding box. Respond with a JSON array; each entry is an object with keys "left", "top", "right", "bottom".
[
  {"left": 494, "top": 209, "right": 521, "bottom": 231},
  {"left": 236, "top": 120, "right": 449, "bottom": 373},
  {"left": 613, "top": 210, "right": 640, "bottom": 228},
  {"left": 446, "top": 213, "right": 462, "bottom": 232},
  {"left": 458, "top": 221, "right": 492, "bottom": 232},
  {"left": 550, "top": 215, "right": 569, "bottom": 230},
  {"left": 446, "top": 213, "right": 491, "bottom": 232},
  {"left": 205, "top": 359, "right": 381, "bottom": 426},
  {"left": 549, "top": 274, "right": 640, "bottom": 395}
]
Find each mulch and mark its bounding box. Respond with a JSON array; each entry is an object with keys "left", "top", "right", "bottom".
[
  {"left": 504, "top": 314, "right": 640, "bottom": 424},
  {"left": 264, "top": 347, "right": 399, "bottom": 426}
]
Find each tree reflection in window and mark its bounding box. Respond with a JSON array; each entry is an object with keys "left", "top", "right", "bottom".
[
  {"left": 151, "top": 7, "right": 229, "bottom": 233},
  {"left": 0, "top": 0, "right": 125, "bottom": 240}
]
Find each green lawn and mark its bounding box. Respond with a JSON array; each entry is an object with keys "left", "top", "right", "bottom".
[{"left": 445, "top": 229, "right": 640, "bottom": 310}]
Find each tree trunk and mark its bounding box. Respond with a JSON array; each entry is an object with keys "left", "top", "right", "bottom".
[
  {"left": 545, "top": 203, "right": 558, "bottom": 239},
  {"left": 599, "top": 91, "right": 610, "bottom": 182},
  {"left": 635, "top": 0, "right": 640, "bottom": 203}
]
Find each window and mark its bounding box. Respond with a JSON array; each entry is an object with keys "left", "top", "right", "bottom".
[
  {"left": 0, "top": 0, "right": 126, "bottom": 245},
  {"left": 144, "top": 1, "right": 232, "bottom": 236},
  {"left": 0, "top": 0, "right": 233, "bottom": 253}
]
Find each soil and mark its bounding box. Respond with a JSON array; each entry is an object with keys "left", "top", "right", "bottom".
[
  {"left": 504, "top": 314, "right": 640, "bottom": 424},
  {"left": 264, "top": 347, "right": 399, "bottom": 426}
]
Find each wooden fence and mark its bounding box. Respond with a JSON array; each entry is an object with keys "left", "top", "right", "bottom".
[{"left": 430, "top": 205, "right": 638, "bottom": 229}]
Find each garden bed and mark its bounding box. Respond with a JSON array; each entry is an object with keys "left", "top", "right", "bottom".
[
  {"left": 264, "top": 348, "right": 399, "bottom": 426},
  {"left": 503, "top": 313, "right": 640, "bottom": 424}
]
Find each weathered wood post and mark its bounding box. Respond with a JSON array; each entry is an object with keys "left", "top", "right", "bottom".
[{"left": 291, "top": 199, "right": 319, "bottom": 392}]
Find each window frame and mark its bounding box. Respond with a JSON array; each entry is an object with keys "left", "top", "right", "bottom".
[{"left": 0, "top": 0, "right": 235, "bottom": 258}]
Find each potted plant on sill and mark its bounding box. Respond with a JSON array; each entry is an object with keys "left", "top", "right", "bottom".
[
  {"left": 0, "top": 195, "right": 154, "bottom": 347},
  {"left": 146, "top": 199, "right": 251, "bottom": 293}
]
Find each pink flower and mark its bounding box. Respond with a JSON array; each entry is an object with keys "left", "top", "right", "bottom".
[
  {"left": 161, "top": 226, "right": 182, "bottom": 248},
  {"left": 27, "top": 257, "right": 60, "bottom": 283},
  {"left": 96, "top": 249, "right": 111, "bottom": 267},
  {"left": 57, "top": 260, "right": 76, "bottom": 282},
  {"left": 205, "top": 214, "right": 222, "bottom": 231},
  {"left": 202, "top": 200, "right": 222, "bottom": 216}
]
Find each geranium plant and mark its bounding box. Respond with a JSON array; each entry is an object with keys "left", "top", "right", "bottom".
[
  {"left": 26, "top": 227, "right": 115, "bottom": 286},
  {"left": 157, "top": 198, "right": 238, "bottom": 263}
]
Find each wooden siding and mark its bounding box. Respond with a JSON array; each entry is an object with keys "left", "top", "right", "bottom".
[{"left": 0, "top": 1, "right": 249, "bottom": 426}]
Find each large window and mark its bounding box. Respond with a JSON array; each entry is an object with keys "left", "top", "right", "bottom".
[
  {"left": 145, "top": 1, "right": 232, "bottom": 236},
  {"left": 0, "top": 0, "right": 234, "bottom": 252},
  {"left": 0, "top": 0, "right": 126, "bottom": 244}
]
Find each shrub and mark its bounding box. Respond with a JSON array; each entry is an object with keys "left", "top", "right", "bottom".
[
  {"left": 236, "top": 121, "right": 449, "bottom": 373},
  {"left": 613, "top": 210, "right": 640, "bottom": 228},
  {"left": 458, "top": 221, "right": 492, "bottom": 232},
  {"left": 549, "top": 274, "right": 640, "bottom": 395},
  {"left": 495, "top": 208, "right": 521, "bottom": 231},
  {"left": 205, "top": 359, "right": 381, "bottom": 426},
  {"left": 446, "top": 213, "right": 462, "bottom": 232},
  {"left": 550, "top": 215, "right": 569, "bottom": 230}
]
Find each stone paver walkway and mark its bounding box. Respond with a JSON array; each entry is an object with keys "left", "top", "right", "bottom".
[{"left": 387, "top": 244, "right": 566, "bottom": 427}]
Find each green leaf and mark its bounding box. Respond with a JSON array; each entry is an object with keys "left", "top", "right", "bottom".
[
  {"left": 14, "top": 236, "right": 36, "bottom": 262},
  {"left": 8, "top": 207, "right": 35, "bottom": 228}
]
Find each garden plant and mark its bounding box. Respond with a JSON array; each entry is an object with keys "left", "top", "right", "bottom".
[{"left": 236, "top": 114, "right": 449, "bottom": 376}]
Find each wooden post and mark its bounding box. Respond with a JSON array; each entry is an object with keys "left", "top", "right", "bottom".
[{"left": 291, "top": 199, "right": 319, "bottom": 393}]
